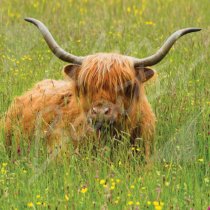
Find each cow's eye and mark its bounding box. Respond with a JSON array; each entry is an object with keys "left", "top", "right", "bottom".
[
  {"left": 124, "top": 84, "right": 133, "bottom": 98},
  {"left": 124, "top": 83, "right": 139, "bottom": 99}
]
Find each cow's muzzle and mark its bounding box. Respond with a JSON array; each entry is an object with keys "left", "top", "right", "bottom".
[{"left": 87, "top": 100, "right": 123, "bottom": 131}]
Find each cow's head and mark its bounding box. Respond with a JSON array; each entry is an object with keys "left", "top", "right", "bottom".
[
  {"left": 25, "top": 18, "right": 201, "bottom": 131},
  {"left": 62, "top": 53, "right": 155, "bottom": 131}
]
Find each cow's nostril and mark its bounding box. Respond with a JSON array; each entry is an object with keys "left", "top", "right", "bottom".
[
  {"left": 104, "top": 107, "right": 110, "bottom": 115},
  {"left": 92, "top": 107, "right": 98, "bottom": 114}
]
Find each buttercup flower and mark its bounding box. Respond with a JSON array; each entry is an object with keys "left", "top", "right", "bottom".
[
  {"left": 27, "top": 202, "right": 34, "bottom": 208},
  {"left": 128, "top": 201, "right": 133, "bottom": 205},
  {"left": 81, "top": 187, "right": 88, "bottom": 193},
  {"left": 100, "top": 179, "right": 106, "bottom": 185}
]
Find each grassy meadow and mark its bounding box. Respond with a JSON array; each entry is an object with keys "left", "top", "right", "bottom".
[{"left": 0, "top": 0, "right": 210, "bottom": 209}]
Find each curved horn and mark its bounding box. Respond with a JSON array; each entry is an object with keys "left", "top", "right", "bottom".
[
  {"left": 132, "top": 28, "right": 201, "bottom": 67},
  {"left": 24, "top": 18, "right": 84, "bottom": 65}
]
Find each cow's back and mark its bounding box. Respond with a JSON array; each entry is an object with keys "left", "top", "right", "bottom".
[{"left": 5, "top": 79, "right": 81, "bottom": 150}]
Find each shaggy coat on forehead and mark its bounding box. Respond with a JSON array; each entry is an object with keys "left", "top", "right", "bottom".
[{"left": 78, "top": 53, "right": 136, "bottom": 100}]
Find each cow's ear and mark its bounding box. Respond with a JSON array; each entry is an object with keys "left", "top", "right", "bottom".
[
  {"left": 135, "top": 67, "right": 156, "bottom": 82},
  {"left": 63, "top": 64, "right": 81, "bottom": 80}
]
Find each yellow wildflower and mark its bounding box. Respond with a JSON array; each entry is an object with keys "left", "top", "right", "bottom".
[
  {"left": 130, "top": 185, "right": 135, "bottom": 189},
  {"left": 110, "top": 185, "right": 115, "bottom": 190},
  {"left": 1, "top": 168, "right": 6, "bottom": 174},
  {"left": 127, "top": 201, "right": 133, "bottom": 205},
  {"left": 36, "top": 202, "right": 41, "bottom": 205},
  {"left": 116, "top": 179, "right": 121, "bottom": 183},
  {"left": 153, "top": 201, "right": 159, "bottom": 206},
  {"left": 36, "top": 195, "right": 40, "bottom": 199},
  {"left": 165, "top": 182, "right": 170, "bottom": 186},
  {"left": 145, "top": 21, "right": 155, "bottom": 26},
  {"left": 147, "top": 201, "right": 151, "bottom": 205},
  {"left": 2, "top": 163, "right": 7, "bottom": 167},
  {"left": 27, "top": 202, "right": 34, "bottom": 208},
  {"left": 153, "top": 201, "right": 164, "bottom": 209},
  {"left": 100, "top": 179, "right": 106, "bottom": 185},
  {"left": 155, "top": 206, "right": 162, "bottom": 210},
  {"left": 136, "top": 201, "right": 140, "bottom": 206},
  {"left": 65, "top": 194, "right": 69, "bottom": 201},
  {"left": 81, "top": 187, "right": 88, "bottom": 193}
]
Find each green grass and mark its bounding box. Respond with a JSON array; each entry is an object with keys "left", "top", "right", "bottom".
[{"left": 0, "top": 0, "right": 210, "bottom": 209}]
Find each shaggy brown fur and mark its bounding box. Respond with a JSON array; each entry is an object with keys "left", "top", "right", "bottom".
[{"left": 5, "top": 53, "right": 156, "bottom": 160}]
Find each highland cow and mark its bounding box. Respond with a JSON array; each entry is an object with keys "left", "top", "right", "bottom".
[{"left": 5, "top": 18, "right": 201, "bottom": 161}]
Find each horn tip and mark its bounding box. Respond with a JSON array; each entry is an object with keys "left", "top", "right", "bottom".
[
  {"left": 24, "top": 18, "right": 39, "bottom": 27},
  {"left": 24, "top": 17, "right": 32, "bottom": 22},
  {"left": 24, "top": 17, "right": 38, "bottom": 24},
  {"left": 181, "top": 28, "right": 202, "bottom": 36},
  {"left": 192, "top": 28, "right": 202, "bottom": 32}
]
